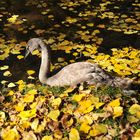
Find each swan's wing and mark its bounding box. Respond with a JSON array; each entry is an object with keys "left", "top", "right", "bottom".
[{"left": 46, "top": 62, "right": 99, "bottom": 86}]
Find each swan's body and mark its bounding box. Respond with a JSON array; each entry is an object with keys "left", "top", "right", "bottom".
[{"left": 26, "top": 38, "right": 133, "bottom": 89}]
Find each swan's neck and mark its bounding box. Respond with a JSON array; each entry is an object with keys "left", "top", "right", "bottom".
[{"left": 39, "top": 42, "right": 50, "bottom": 84}]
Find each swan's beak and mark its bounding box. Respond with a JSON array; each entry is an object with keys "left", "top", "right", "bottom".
[{"left": 25, "top": 46, "right": 30, "bottom": 58}]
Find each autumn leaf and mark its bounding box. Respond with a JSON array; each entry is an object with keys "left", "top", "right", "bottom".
[
  {"left": 8, "top": 82, "right": 16, "bottom": 88},
  {"left": 7, "top": 15, "right": 19, "bottom": 23},
  {"left": 48, "top": 110, "right": 60, "bottom": 121},
  {"left": 80, "top": 123, "right": 91, "bottom": 133},
  {"left": 69, "top": 128, "right": 80, "bottom": 140},
  {"left": 108, "top": 98, "right": 120, "bottom": 107},
  {"left": 1, "top": 128, "right": 20, "bottom": 140},
  {"left": 42, "top": 135, "right": 53, "bottom": 140},
  {"left": 18, "top": 108, "right": 36, "bottom": 120},
  {"left": 51, "top": 97, "right": 61, "bottom": 107},
  {"left": 23, "top": 93, "right": 35, "bottom": 103},
  {"left": 72, "top": 93, "right": 86, "bottom": 102},
  {"left": 0, "top": 65, "right": 9, "bottom": 70},
  {"left": 3, "top": 71, "right": 12, "bottom": 77},
  {"left": 129, "top": 104, "right": 140, "bottom": 114},
  {"left": 27, "top": 70, "right": 35, "bottom": 75},
  {"left": 113, "top": 106, "right": 123, "bottom": 119},
  {"left": 89, "top": 124, "right": 107, "bottom": 137}
]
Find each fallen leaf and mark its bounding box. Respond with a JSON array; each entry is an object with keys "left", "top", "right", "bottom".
[
  {"left": 89, "top": 124, "right": 107, "bottom": 136},
  {"left": 48, "top": 110, "right": 60, "bottom": 121},
  {"left": 1, "top": 128, "right": 20, "bottom": 140},
  {"left": 42, "top": 135, "right": 53, "bottom": 140},
  {"left": 69, "top": 128, "right": 80, "bottom": 140},
  {"left": 80, "top": 123, "right": 91, "bottom": 133}
]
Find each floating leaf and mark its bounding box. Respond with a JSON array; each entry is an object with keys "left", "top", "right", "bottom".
[
  {"left": 17, "top": 55, "right": 24, "bottom": 59},
  {"left": 7, "top": 15, "right": 19, "bottom": 23},
  {"left": 11, "top": 49, "right": 20, "bottom": 54},
  {"left": 8, "top": 82, "right": 16, "bottom": 88},
  {"left": 0, "top": 65, "right": 9, "bottom": 70},
  {"left": 3, "top": 71, "right": 12, "bottom": 77},
  {"left": 27, "top": 70, "right": 35, "bottom": 75},
  {"left": 32, "top": 50, "right": 40, "bottom": 55}
]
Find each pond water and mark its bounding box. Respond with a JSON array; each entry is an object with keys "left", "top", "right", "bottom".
[{"left": 0, "top": 0, "right": 139, "bottom": 86}]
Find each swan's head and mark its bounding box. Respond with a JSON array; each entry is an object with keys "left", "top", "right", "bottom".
[{"left": 25, "top": 38, "right": 42, "bottom": 57}]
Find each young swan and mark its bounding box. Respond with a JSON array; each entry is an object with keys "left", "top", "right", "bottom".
[{"left": 26, "top": 38, "right": 133, "bottom": 89}]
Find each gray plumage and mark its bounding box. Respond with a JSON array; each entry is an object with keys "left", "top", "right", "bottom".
[{"left": 26, "top": 38, "right": 133, "bottom": 89}]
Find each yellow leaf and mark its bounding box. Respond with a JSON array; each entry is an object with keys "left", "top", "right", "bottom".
[
  {"left": 28, "top": 76, "right": 35, "bottom": 79},
  {"left": 32, "top": 50, "right": 40, "bottom": 55},
  {"left": 48, "top": 110, "right": 60, "bottom": 121},
  {"left": 72, "top": 94, "right": 86, "bottom": 102},
  {"left": 79, "top": 114, "right": 93, "bottom": 125},
  {"left": 27, "top": 70, "right": 35, "bottom": 75},
  {"left": 80, "top": 123, "right": 91, "bottom": 133},
  {"left": 113, "top": 106, "right": 123, "bottom": 119},
  {"left": 18, "top": 108, "right": 36, "bottom": 120},
  {"left": 15, "top": 102, "right": 25, "bottom": 112},
  {"left": 64, "top": 87, "right": 75, "bottom": 93},
  {"left": 8, "top": 90, "right": 14, "bottom": 95},
  {"left": 129, "top": 104, "right": 140, "bottom": 114},
  {"left": 51, "top": 97, "right": 61, "bottom": 107},
  {"left": 0, "top": 111, "right": 6, "bottom": 121},
  {"left": 23, "top": 93, "right": 34, "bottom": 103},
  {"left": 0, "top": 65, "right": 9, "bottom": 70},
  {"left": 1, "top": 128, "right": 20, "bottom": 140},
  {"left": 7, "top": 15, "right": 19, "bottom": 23},
  {"left": 22, "top": 131, "right": 37, "bottom": 140},
  {"left": 28, "top": 89, "right": 38, "bottom": 94},
  {"left": 16, "top": 80, "right": 24, "bottom": 85},
  {"left": 17, "top": 55, "right": 24, "bottom": 59},
  {"left": 108, "top": 98, "right": 120, "bottom": 107},
  {"left": 89, "top": 124, "right": 107, "bottom": 137},
  {"left": 20, "top": 120, "right": 30, "bottom": 129},
  {"left": 1, "top": 80, "right": 8, "bottom": 84},
  {"left": 3, "top": 71, "right": 12, "bottom": 77},
  {"left": 134, "top": 129, "right": 140, "bottom": 137},
  {"left": 31, "top": 118, "right": 39, "bottom": 131},
  {"left": 11, "top": 49, "right": 20, "bottom": 54},
  {"left": 42, "top": 135, "right": 53, "bottom": 140},
  {"left": 127, "top": 116, "right": 139, "bottom": 123},
  {"left": 54, "top": 130, "right": 63, "bottom": 139},
  {"left": 8, "top": 82, "right": 16, "bottom": 88},
  {"left": 69, "top": 128, "right": 80, "bottom": 140},
  {"left": 95, "top": 102, "right": 104, "bottom": 109}
]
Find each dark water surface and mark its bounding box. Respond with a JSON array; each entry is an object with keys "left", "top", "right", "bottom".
[{"left": 0, "top": 0, "right": 139, "bottom": 84}]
